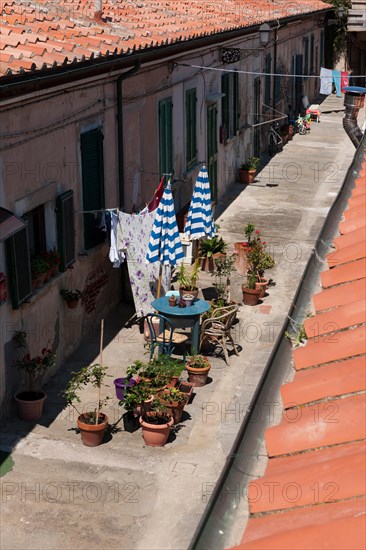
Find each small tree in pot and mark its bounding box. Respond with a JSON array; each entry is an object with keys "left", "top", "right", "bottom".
[
  {"left": 62, "top": 363, "right": 110, "bottom": 447},
  {"left": 186, "top": 354, "right": 211, "bottom": 387},
  {"left": 139, "top": 398, "right": 173, "bottom": 447}
]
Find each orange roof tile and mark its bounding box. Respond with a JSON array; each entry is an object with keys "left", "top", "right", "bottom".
[
  {"left": 320, "top": 258, "right": 366, "bottom": 287},
  {"left": 313, "top": 278, "right": 366, "bottom": 311},
  {"left": 0, "top": 0, "right": 331, "bottom": 76}
]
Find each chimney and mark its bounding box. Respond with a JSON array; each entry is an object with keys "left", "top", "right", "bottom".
[
  {"left": 343, "top": 86, "right": 366, "bottom": 148},
  {"left": 94, "top": 0, "right": 102, "bottom": 22}
]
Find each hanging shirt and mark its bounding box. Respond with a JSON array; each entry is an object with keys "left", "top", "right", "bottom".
[
  {"left": 341, "top": 71, "right": 349, "bottom": 92},
  {"left": 320, "top": 68, "right": 333, "bottom": 95},
  {"left": 116, "top": 211, "right": 171, "bottom": 317},
  {"left": 332, "top": 70, "right": 342, "bottom": 97},
  {"left": 109, "top": 211, "right": 125, "bottom": 268}
]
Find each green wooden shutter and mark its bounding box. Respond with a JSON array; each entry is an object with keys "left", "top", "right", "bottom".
[
  {"left": 159, "top": 98, "right": 173, "bottom": 175},
  {"left": 56, "top": 190, "right": 75, "bottom": 271},
  {"left": 265, "top": 54, "right": 272, "bottom": 107},
  {"left": 221, "top": 73, "right": 229, "bottom": 141},
  {"left": 5, "top": 227, "right": 32, "bottom": 309},
  {"left": 310, "top": 34, "right": 315, "bottom": 74},
  {"left": 233, "top": 72, "right": 239, "bottom": 133},
  {"left": 80, "top": 129, "right": 105, "bottom": 250},
  {"left": 186, "top": 88, "right": 197, "bottom": 169},
  {"left": 304, "top": 37, "right": 309, "bottom": 75}
]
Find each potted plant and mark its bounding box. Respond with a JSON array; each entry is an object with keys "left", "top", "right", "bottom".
[
  {"left": 199, "top": 235, "right": 227, "bottom": 272},
  {"left": 148, "top": 355, "right": 185, "bottom": 388},
  {"left": 42, "top": 249, "right": 61, "bottom": 278},
  {"left": 176, "top": 259, "right": 200, "bottom": 301},
  {"left": 242, "top": 272, "right": 262, "bottom": 306},
  {"left": 246, "top": 231, "right": 275, "bottom": 298},
  {"left": 60, "top": 288, "right": 83, "bottom": 309},
  {"left": 126, "top": 359, "right": 171, "bottom": 390},
  {"left": 121, "top": 380, "right": 155, "bottom": 433},
  {"left": 139, "top": 398, "right": 173, "bottom": 447},
  {"left": 211, "top": 254, "right": 236, "bottom": 308},
  {"left": 13, "top": 347, "right": 56, "bottom": 421},
  {"left": 234, "top": 222, "right": 256, "bottom": 276},
  {"left": 186, "top": 354, "right": 211, "bottom": 387},
  {"left": 31, "top": 256, "right": 49, "bottom": 289},
  {"left": 62, "top": 363, "right": 110, "bottom": 447},
  {"left": 159, "top": 386, "right": 188, "bottom": 424},
  {"left": 238, "top": 157, "right": 260, "bottom": 184}
]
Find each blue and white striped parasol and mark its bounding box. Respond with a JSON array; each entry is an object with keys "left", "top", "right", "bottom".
[
  {"left": 146, "top": 181, "right": 184, "bottom": 266},
  {"left": 184, "top": 166, "right": 215, "bottom": 240}
]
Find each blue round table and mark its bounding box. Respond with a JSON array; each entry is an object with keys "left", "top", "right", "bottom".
[{"left": 151, "top": 296, "right": 210, "bottom": 353}]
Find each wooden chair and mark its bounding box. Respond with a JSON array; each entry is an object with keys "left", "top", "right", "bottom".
[
  {"left": 145, "top": 313, "right": 189, "bottom": 362},
  {"left": 199, "top": 304, "right": 239, "bottom": 365}
]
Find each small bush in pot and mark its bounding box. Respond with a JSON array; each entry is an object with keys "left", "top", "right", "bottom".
[
  {"left": 159, "top": 386, "right": 188, "bottom": 424},
  {"left": 186, "top": 354, "right": 211, "bottom": 387},
  {"left": 139, "top": 398, "right": 173, "bottom": 446},
  {"left": 62, "top": 363, "right": 111, "bottom": 447},
  {"left": 239, "top": 157, "right": 260, "bottom": 184},
  {"left": 199, "top": 235, "right": 227, "bottom": 272},
  {"left": 13, "top": 347, "right": 56, "bottom": 421},
  {"left": 176, "top": 259, "right": 200, "bottom": 300}
]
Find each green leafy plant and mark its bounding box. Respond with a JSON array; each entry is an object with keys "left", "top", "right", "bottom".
[
  {"left": 62, "top": 364, "right": 110, "bottom": 425},
  {"left": 160, "top": 386, "right": 187, "bottom": 404},
  {"left": 122, "top": 380, "right": 154, "bottom": 414},
  {"left": 199, "top": 235, "right": 227, "bottom": 258},
  {"left": 285, "top": 324, "right": 308, "bottom": 347},
  {"left": 241, "top": 157, "right": 260, "bottom": 171},
  {"left": 141, "top": 397, "right": 171, "bottom": 424},
  {"left": 246, "top": 230, "right": 275, "bottom": 281},
  {"left": 149, "top": 355, "right": 185, "bottom": 378},
  {"left": 244, "top": 223, "right": 256, "bottom": 243},
  {"left": 245, "top": 272, "right": 258, "bottom": 290},
  {"left": 31, "top": 256, "right": 49, "bottom": 277},
  {"left": 211, "top": 254, "right": 236, "bottom": 304},
  {"left": 176, "top": 259, "right": 200, "bottom": 291},
  {"left": 186, "top": 354, "right": 210, "bottom": 369},
  {"left": 126, "top": 359, "right": 171, "bottom": 389},
  {"left": 13, "top": 347, "right": 56, "bottom": 392},
  {"left": 60, "top": 288, "right": 83, "bottom": 302}
]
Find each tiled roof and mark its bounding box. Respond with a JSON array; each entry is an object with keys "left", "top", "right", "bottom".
[
  {"left": 229, "top": 152, "right": 366, "bottom": 549},
  {"left": 0, "top": 0, "right": 330, "bottom": 77}
]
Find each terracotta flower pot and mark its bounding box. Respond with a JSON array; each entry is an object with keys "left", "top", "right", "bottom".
[
  {"left": 239, "top": 169, "right": 256, "bottom": 185},
  {"left": 233, "top": 242, "right": 251, "bottom": 276},
  {"left": 14, "top": 391, "right": 47, "bottom": 421},
  {"left": 186, "top": 358, "right": 211, "bottom": 387},
  {"left": 255, "top": 278, "right": 269, "bottom": 298},
  {"left": 200, "top": 253, "right": 226, "bottom": 273},
  {"left": 36, "top": 272, "right": 47, "bottom": 289},
  {"left": 77, "top": 413, "right": 108, "bottom": 447},
  {"left": 161, "top": 400, "right": 186, "bottom": 425},
  {"left": 139, "top": 415, "right": 173, "bottom": 446},
  {"left": 242, "top": 285, "right": 261, "bottom": 306},
  {"left": 179, "top": 288, "right": 199, "bottom": 301}
]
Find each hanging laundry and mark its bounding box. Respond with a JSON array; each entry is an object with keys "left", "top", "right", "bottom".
[
  {"left": 341, "top": 71, "right": 350, "bottom": 92},
  {"left": 116, "top": 211, "right": 171, "bottom": 317},
  {"left": 147, "top": 176, "right": 165, "bottom": 212},
  {"left": 332, "top": 70, "right": 342, "bottom": 97},
  {"left": 320, "top": 67, "right": 333, "bottom": 95},
  {"left": 109, "top": 211, "right": 125, "bottom": 268}
]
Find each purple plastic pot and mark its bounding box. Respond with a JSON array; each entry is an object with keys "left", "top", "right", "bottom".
[{"left": 114, "top": 378, "right": 137, "bottom": 400}]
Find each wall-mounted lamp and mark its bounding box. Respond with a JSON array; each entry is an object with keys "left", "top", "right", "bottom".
[
  {"left": 259, "top": 23, "right": 271, "bottom": 46},
  {"left": 221, "top": 22, "right": 272, "bottom": 63}
]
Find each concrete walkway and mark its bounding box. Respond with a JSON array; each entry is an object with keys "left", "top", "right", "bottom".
[{"left": 0, "top": 95, "right": 361, "bottom": 550}]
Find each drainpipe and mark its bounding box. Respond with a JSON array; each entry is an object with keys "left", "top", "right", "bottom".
[
  {"left": 272, "top": 22, "right": 279, "bottom": 115},
  {"left": 343, "top": 86, "right": 366, "bottom": 148},
  {"left": 117, "top": 59, "right": 141, "bottom": 209}
]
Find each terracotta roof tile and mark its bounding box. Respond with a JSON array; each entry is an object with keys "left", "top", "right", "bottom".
[
  {"left": 265, "top": 394, "right": 366, "bottom": 456},
  {"left": 320, "top": 258, "right": 366, "bottom": 288},
  {"left": 0, "top": 0, "right": 331, "bottom": 76},
  {"left": 303, "top": 299, "right": 365, "bottom": 336},
  {"left": 334, "top": 225, "right": 366, "bottom": 249},
  {"left": 236, "top": 498, "right": 366, "bottom": 549},
  {"left": 313, "top": 278, "right": 366, "bottom": 311},
  {"left": 281, "top": 356, "right": 366, "bottom": 405},
  {"left": 326, "top": 239, "right": 366, "bottom": 267},
  {"left": 248, "top": 441, "right": 366, "bottom": 512}
]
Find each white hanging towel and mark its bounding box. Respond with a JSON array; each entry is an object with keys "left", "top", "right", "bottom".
[
  {"left": 320, "top": 67, "right": 333, "bottom": 95},
  {"left": 109, "top": 211, "right": 125, "bottom": 268}
]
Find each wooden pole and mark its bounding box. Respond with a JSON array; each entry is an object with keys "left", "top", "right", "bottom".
[
  {"left": 96, "top": 318, "right": 104, "bottom": 425},
  {"left": 157, "top": 264, "right": 162, "bottom": 299}
]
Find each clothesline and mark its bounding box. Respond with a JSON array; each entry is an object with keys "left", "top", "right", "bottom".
[{"left": 176, "top": 62, "right": 365, "bottom": 79}]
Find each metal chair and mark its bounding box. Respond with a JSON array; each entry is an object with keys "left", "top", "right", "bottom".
[
  {"left": 199, "top": 304, "right": 239, "bottom": 365},
  {"left": 145, "top": 313, "right": 188, "bottom": 362}
]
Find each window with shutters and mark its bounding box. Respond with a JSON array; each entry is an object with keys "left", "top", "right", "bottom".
[
  {"left": 304, "top": 37, "right": 309, "bottom": 75},
  {"left": 264, "top": 54, "right": 272, "bottom": 108},
  {"left": 186, "top": 88, "right": 197, "bottom": 170},
  {"left": 159, "top": 97, "right": 173, "bottom": 175},
  {"left": 221, "top": 73, "right": 239, "bottom": 141},
  {"left": 310, "top": 34, "right": 315, "bottom": 74},
  {"left": 56, "top": 190, "right": 75, "bottom": 271},
  {"left": 80, "top": 128, "right": 106, "bottom": 250},
  {"left": 5, "top": 227, "right": 32, "bottom": 309}
]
